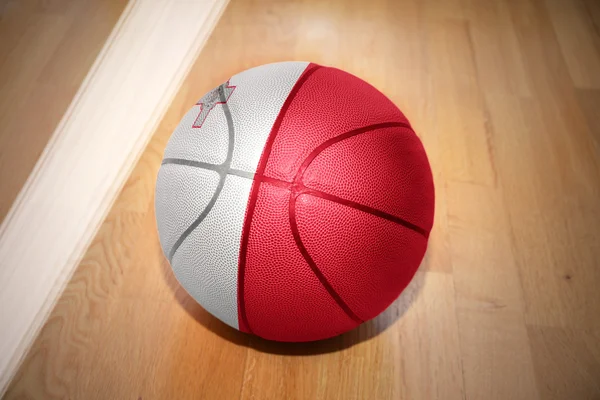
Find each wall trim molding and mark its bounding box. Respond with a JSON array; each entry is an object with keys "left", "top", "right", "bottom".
[{"left": 0, "top": 0, "right": 228, "bottom": 392}]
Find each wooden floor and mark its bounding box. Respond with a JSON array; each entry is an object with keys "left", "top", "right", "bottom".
[
  {"left": 5, "top": 0, "right": 600, "bottom": 399},
  {"left": 0, "top": 0, "right": 128, "bottom": 225}
]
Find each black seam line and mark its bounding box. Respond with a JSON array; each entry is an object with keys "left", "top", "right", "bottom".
[
  {"left": 162, "top": 158, "right": 255, "bottom": 180},
  {"left": 167, "top": 85, "right": 235, "bottom": 262},
  {"left": 300, "top": 188, "right": 428, "bottom": 237}
]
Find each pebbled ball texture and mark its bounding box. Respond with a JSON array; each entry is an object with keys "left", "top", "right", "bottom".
[{"left": 156, "top": 61, "right": 435, "bottom": 342}]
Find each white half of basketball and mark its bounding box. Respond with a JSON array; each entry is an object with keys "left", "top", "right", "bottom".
[{"left": 155, "top": 61, "right": 310, "bottom": 329}]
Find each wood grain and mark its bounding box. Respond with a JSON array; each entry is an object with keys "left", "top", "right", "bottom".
[
  {"left": 0, "top": 0, "right": 129, "bottom": 224},
  {"left": 4, "top": 0, "right": 600, "bottom": 398}
]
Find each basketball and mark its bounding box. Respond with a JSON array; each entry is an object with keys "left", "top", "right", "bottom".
[{"left": 155, "top": 61, "right": 434, "bottom": 342}]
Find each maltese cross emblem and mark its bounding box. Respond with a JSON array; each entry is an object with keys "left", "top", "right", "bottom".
[{"left": 192, "top": 80, "right": 236, "bottom": 128}]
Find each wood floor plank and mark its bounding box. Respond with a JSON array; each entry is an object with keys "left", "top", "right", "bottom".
[
  {"left": 545, "top": 0, "right": 600, "bottom": 89},
  {"left": 461, "top": 0, "right": 531, "bottom": 97},
  {"left": 447, "top": 181, "right": 539, "bottom": 400},
  {"left": 582, "top": 0, "right": 600, "bottom": 34},
  {"left": 503, "top": 0, "right": 600, "bottom": 330},
  {"left": 425, "top": 18, "right": 496, "bottom": 187},
  {"left": 576, "top": 89, "right": 600, "bottom": 152},
  {"left": 393, "top": 272, "right": 464, "bottom": 400},
  {"left": 422, "top": 0, "right": 466, "bottom": 21},
  {"left": 487, "top": 88, "right": 600, "bottom": 331},
  {"left": 4, "top": 205, "right": 148, "bottom": 399},
  {"left": 528, "top": 326, "right": 600, "bottom": 400}
]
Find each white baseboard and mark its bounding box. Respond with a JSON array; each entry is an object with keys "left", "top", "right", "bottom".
[{"left": 0, "top": 0, "right": 228, "bottom": 393}]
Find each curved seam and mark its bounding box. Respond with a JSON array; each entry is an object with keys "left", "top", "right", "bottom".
[
  {"left": 168, "top": 84, "right": 235, "bottom": 262},
  {"left": 162, "top": 158, "right": 254, "bottom": 180},
  {"left": 300, "top": 188, "right": 429, "bottom": 238},
  {"left": 289, "top": 192, "right": 364, "bottom": 324}
]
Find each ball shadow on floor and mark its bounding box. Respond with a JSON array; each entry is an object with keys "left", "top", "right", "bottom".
[{"left": 160, "top": 246, "right": 426, "bottom": 355}]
